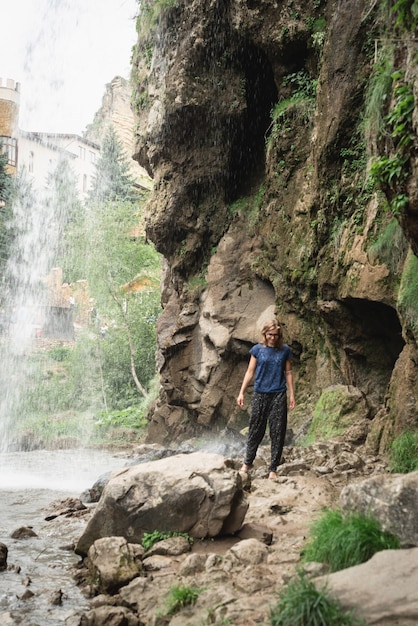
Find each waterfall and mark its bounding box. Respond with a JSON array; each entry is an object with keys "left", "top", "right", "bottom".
[{"left": 0, "top": 163, "right": 73, "bottom": 452}]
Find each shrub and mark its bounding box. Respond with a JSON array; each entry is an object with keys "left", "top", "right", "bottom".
[
  {"left": 302, "top": 509, "right": 400, "bottom": 572},
  {"left": 270, "top": 572, "right": 365, "bottom": 626},
  {"left": 48, "top": 345, "right": 71, "bottom": 362},
  {"left": 389, "top": 430, "right": 418, "bottom": 473}
]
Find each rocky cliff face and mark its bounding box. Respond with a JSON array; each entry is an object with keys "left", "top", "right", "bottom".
[
  {"left": 84, "top": 75, "right": 151, "bottom": 190},
  {"left": 131, "top": 0, "right": 418, "bottom": 449}
]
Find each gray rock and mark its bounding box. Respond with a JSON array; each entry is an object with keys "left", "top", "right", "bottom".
[
  {"left": 87, "top": 537, "right": 143, "bottom": 592},
  {"left": 340, "top": 471, "right": 418, "bottom": 546},
  {"left": 76, "top": 452, "right": 248, "bottom": 556},
  {"left": 314, "top": 548, "right": 418, "bottom": 625}
]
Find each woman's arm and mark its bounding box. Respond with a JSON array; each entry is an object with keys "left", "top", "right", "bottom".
[
  {"left": 237, "top": 356, "right": 257, "bottom": 407},
  {"left": 285, "top": 359, "right": 295, "bottom": 409}
]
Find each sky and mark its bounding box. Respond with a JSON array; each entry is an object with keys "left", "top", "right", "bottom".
[{"left": 1, "top": 0, "right": 139, "bottom": 134}]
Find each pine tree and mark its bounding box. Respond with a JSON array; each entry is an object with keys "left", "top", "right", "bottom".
[{"left": 88, "top": 126, "right": 136, "bottom": 202}]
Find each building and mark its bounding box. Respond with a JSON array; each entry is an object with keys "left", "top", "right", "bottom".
[
  {"left": 0, "top": 78, "right": 20, "bottom": 176},
  {"left": 18, "top": 131, "right": 99, "bottom": 198},
  {"left": 0, "top": 77, "right": 100, "bottom": 199}
]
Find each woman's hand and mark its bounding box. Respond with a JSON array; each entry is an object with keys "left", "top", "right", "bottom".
[{"left": 237, "top": 392, "right": 245, "bottom": 407}]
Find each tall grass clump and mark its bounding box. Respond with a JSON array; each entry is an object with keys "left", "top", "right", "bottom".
[
  {"left": 367, "top": 217, "right": 408, "bottom": 273},
  {"left": 398, "top": 250, "right": 418, "bottom": 335},
  {"left": 164, "top": 585, "right": 202, "bottom": 616},
  {"left": 364, "top": 43, "right": 394, "bottom": 152},
  {"left": 389, "top": 430, "right": 418, "bottom": 473},
  {"left": 302, "top": 509, "right": 400, "bottom": 572},
  {"left": 270, "top": 572, "right": 366, "bottom": 626}
]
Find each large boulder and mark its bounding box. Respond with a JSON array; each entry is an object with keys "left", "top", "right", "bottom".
[
  {"left": 75, "top": 452, "right": 248, "bottom": 556},
  {"left": 339, "top": 471, "right": 418, "bottom": 547},
  {"left": 314, "top": 548, "right": 418, "bottom": 626}
]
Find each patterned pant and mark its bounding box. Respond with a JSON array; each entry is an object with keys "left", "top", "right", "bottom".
[{"left": 244, "top": 391, "right": 288, "bottom": 472}]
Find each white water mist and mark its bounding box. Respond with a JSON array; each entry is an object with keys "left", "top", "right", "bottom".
[{"left": 0, "top": 162, "right": 72, "bottom": 452}]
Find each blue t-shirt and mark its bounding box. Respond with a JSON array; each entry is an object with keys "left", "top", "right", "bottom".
[{"left": 250, "top": 343, "right": 292, "bottom": 393}]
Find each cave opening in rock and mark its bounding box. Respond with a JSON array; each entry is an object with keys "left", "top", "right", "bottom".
[
  {"left": 226, "top": 43, "right": 278, "bottom": 202},
  {"left": 342, "top": 298, "right": 405, "bottom": 366},
  {"left": 340, "top": 298, "right": 405, "bottom": 412}
]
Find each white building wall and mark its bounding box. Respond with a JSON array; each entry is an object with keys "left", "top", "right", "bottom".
[{"left": 17, "top": 132, "right": 100, "bottom": 201}]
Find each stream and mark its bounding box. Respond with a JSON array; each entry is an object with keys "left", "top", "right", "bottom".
[{"left": 0, "top": 448, "right": 129, "bottom": 625}]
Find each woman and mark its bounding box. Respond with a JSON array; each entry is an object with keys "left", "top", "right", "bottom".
[{"left": 237, "top": 319, "right": 295, "bottom": 479}]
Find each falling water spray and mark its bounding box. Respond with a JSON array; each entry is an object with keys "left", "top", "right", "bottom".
[{"left": 0, "top": 160, "right": 73, "bottom": 452}]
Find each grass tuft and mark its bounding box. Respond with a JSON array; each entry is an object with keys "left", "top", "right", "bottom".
[
  {"left": 389, "top": 430, "right": 418, "bottom": 473},
  {"left": 165, "top": 584, "right": 202, "bottom": 615},
  {"left": 302, "top": 509, "right": 400, "bottom": 572},
  {"left": 270, "top": 572, "right": 366, "bottom": 626}
]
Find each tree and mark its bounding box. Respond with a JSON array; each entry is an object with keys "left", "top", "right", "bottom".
[
  {"left": 47, "top": 156, "right": 83, "bottom": 282},
  {"left": 88, "top": 126, "right": 136, "bottom": 202},
  {"left": 59, "top": 124, "right": 161, "bottom": 410},
  {"left": 82, "top": 197, "right": 161, "bottom": 405}
]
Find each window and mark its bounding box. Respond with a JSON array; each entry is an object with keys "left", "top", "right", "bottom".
[
  {"left": 89, "top": 151, "right": 96, "bottom": 163},
  {"left": 28, "top": 151, "right": 34, "bottom": 173},
  {"left": 79, "top": 146, "right": 86, "bottom": 159},
  {"left": 0, "top": 136, "right": 17, "bottom": 166},
  {"left": 83, "top": 174, "right": 87, "bottom": 193}
]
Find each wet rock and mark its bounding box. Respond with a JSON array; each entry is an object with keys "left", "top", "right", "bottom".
[
  {"left": 10, "top": 526, "right": 38, "bottom": 539},
  {"left": 50, "top": 588, "right": 64, "bottom": 605},
  {"left": 0, "top": 542, "right": 8, "bottom": 570},
  {"left": 45, "top": 497, "right": 87, "bottom": 520}
]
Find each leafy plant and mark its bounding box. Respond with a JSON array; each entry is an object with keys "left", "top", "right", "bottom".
[
  {"left": 164, "top": 584, "right": 202, "bottom": 616},
  {"left": 306, "top": 16, "right": 327, "bottom": 50},
  {"left": 141, "top": 530, "right": 193, "bottom": 551},
  {"left": 390, "top": 0, "right": 418, "bottom": 30},
  {"left": 369, "top": 154, "right": 408, "bottom": 188},
  {"left": 267, "top": 71, "right": 317, "bottom": 146},
  {"left": 302, "top": 509, "right": 400, "bottom": 572},
  {"left": 270, "top": 572, "right": 366, "bottom": 626},
  {"left": 368, "top": 71, "right": 414, "bottom": 216},
  {"left": 389, "top": 430, "right": 418, "bottom": 473},
  {"left": 386, "top": 80, "right": 415, "bottom": 149}
]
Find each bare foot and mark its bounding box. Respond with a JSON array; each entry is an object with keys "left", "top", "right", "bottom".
[
  {"left": 240, "top": 464, "right": 250, "bottom": 473},
  {"left": 268, "top": 471, "right": 277, "bottom": 480}
]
